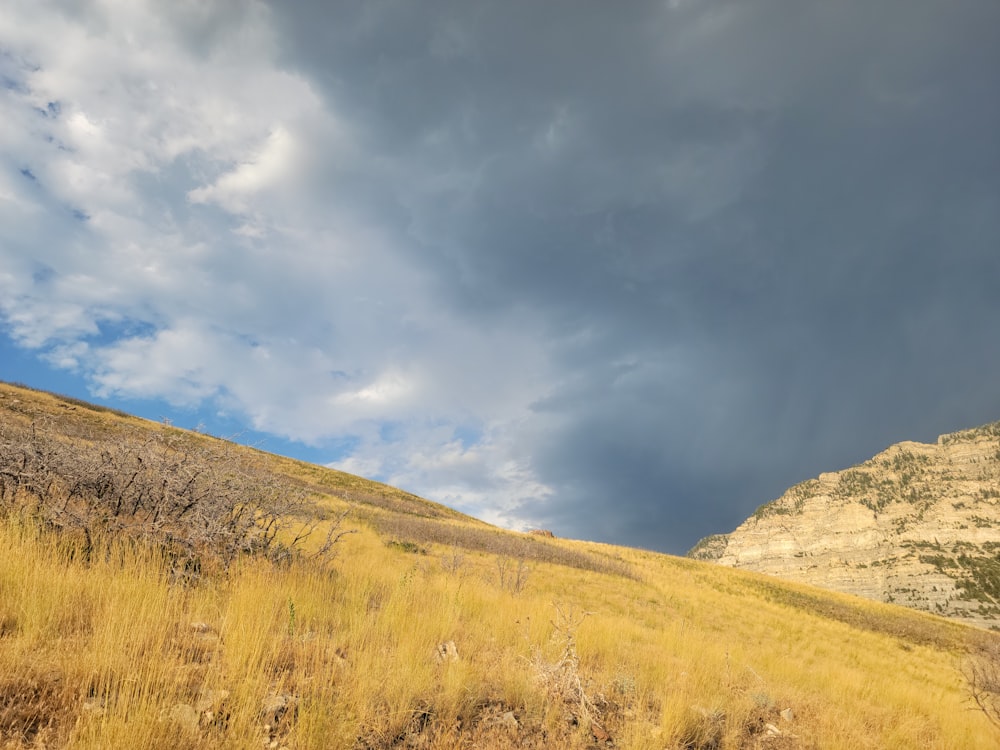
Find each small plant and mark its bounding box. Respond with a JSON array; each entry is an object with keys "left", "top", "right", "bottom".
[
  {"left": 387, "top": 540, "right": 427, "bottom": 555},
  {"left": 530, "top": 604, "right": 603, "bottom": 734},
  {"left": 287, "top": 598, "right": 297, "bottom": 637},
  {"left": 496, "top": 552, "right": 532, "bottom": 594},
  {"left": 440, "top": 547, "right": 466, "bottom": 576}
]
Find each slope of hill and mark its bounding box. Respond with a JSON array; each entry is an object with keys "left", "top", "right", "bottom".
[
  {"left": 690, "top": 422, "right": 1000, "bottom": 629},
  {"left": 1, "top": 381, "right": 998, "bottom": 748}
]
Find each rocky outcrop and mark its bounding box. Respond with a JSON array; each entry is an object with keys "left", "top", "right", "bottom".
[{"left": 690, "top": 421, "right": 1000, "bottom": 628}]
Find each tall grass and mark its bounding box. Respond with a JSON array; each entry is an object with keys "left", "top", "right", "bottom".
[
  {"left": 0, "top": 513, "right": 995, "bottom": 749},
  {"left": 0, "top": 380, "right": 997, "bottom": 748}
]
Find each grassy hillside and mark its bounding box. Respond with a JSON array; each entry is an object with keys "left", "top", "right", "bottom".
[{"left": 0, "top": 381, "right": 997, "bottom": 748}]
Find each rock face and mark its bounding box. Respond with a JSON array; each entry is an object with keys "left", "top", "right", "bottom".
[{"left": 689, "top": 421, "right": 1000, "bottom": 629}]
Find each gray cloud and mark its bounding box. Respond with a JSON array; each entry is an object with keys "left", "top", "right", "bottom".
[
  {"left": 263, "top": 0, "right": 1000, "bottom": 547},
  {"left": 2, "top": 0, "right": 999, "bottom": 552}
]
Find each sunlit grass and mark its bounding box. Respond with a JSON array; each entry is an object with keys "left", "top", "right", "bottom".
[
  {"left": 0, "top": 379, "right": 997, "bottom": 748},
  {"left": 0, "top": 512, "right": 995, "bottom": 749}
]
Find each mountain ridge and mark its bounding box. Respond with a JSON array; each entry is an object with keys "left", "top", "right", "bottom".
[{"left": 690, "top": 420, "right": 1000, "bottom": 629}]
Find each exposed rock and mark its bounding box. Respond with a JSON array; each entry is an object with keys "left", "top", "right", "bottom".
[
  {"left": 435, "top": 640, "right": 459, "bottom": 664},
  {"left": 499, "top": 711, "right": 520, "bottom": 732},
  {"left": 80, "top": 699, "right": 105, "bottom": 717},
  {"left": 166, "top": 703, "right": 199, "bottom": 733},
  {"left": 690, "top": 421, "right": 1000, "bottom": 628},
  {"left": 779, "top": 707, "right": 794, "bottom": 722},
  {"left": 529, "top": 529, "right": 555, "bottom": 538},
  {"left": 261, "top": 693, "right": 297, "bottom": 726},
  {"left": 329, "top": 645, "right": 349, "bottom": 665},
  {"left": 195, "top": 688, "right": 230, "bottom": 716},
  {"left": 590, "top": 720, "right": 611, "bottom": 743}
]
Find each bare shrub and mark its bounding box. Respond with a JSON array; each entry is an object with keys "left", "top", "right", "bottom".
[
  {"left": 440, "top": 547, "right": 467, "bottom": 576},
  {"left": 496, "top": 552, "right": 532, "bottom": 595},
  {"left": 336, "top": 488, "right": 454, "bottom": 519},
  {"left": 965, "top": 638, "right": 1000, "bottom": 729},
  {"left": 372, "top": 514, "right": 634, "bottom": 579},
  {"left": 529, "top": 604, "right": 607, "bottom": 737},
  {"left": 0, "top": 420, "right": 346, "bottom": 575}
]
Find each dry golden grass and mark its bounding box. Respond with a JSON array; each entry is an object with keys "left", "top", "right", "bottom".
[
  {"left": 0, "top": 380, "right": 997, "bottom": 748},
  {"left": 0, "top": 513, "right": 995, "bottom": 749}
]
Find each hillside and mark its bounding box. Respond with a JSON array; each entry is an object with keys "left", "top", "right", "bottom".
[
  {"left": 690, "top": 421, "right": 1000, "bottom": 629},
  {"left": 1, "top": 381, "right": 998, "bottom": 748}
]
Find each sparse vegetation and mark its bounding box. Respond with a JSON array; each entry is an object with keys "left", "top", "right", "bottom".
[
  {"left": 920, "top": 554, "right": 959, "bottom": 571},
  {"left": 751, "top": 479, "right": 816, "bottom": 520},
  {"left": 955, "top": 555, "right": 1000, "bottom": 604},
  {"left": 687, "top": 533, "right": 728, "bottom": 560},
  {"left": 940, "top": 421, "right": 1000, "bottom": 446}
]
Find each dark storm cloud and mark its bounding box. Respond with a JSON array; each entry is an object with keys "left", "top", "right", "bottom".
[
  {"left": 260, "top": 0, "right": 1000, "bottom": 550},
  {"left": 4, "top": 1, "right": 997, "bottom": 553}
]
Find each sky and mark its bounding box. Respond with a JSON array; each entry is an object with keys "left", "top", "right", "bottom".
[{"left": 1, "top": 0, "right": 999, "bottom": 554}]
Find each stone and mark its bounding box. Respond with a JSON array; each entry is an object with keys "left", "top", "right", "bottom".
[
  {"left": 435, "top": 640, "right": 459, "bottom": 663},
  {"left": 81, "top": 699, "right": 105, "bottom": 717},
  {"left": 780, "top": 707, "right": 795, "bottom": 722},
  {"left": 195, "top": 688, "right": 230, "bottom": 715},
  {"left": 765, "top": 723, "right": 782, "bottom": 737},
  {"left": 167, "top": 703, "right": 199, "bottom": 733},
  {"left": 591, "top": 721, "right": 611, "bottom": 742},
  {"left": 261, "top": 693, "right": 297, "bottom": 725},
  {"left": 499, "top": 711, "right": 519, "bottom": 732}
]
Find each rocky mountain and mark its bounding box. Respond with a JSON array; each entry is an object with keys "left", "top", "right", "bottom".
[{"left": 689, "top": 421, "right": 1000, "bottom": 629}]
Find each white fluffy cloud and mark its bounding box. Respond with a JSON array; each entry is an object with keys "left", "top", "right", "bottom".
[{"left": 0, "top": 0, "right": 561, "bottom": 530}]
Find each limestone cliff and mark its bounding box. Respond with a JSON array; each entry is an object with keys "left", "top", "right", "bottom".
[{"left": 689, "top": 421, "right": 1000, "bottom": 629}]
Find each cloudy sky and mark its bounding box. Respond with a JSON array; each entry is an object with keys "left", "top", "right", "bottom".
[{"left": 2, "top": 0, "right": 999, "bottom": 553}]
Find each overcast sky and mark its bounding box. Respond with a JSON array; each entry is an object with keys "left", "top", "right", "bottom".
[{"left": 2, "top": 0, "right": 999, "bottom": 553}]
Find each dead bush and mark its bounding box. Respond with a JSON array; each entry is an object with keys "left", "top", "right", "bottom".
[
  {"left": 530, "top": 605, "right": 605, "bottom": 736},
  {"left": 965, "top": 637, "right": 1000, "bottom": 730},
  {"left": 0, "top": 420, "right": 345, "bottom": 575},
  {"left": 496, "top": 553, "right": 532, "bottom": 595},
  {"left": 372, "top": 515, "right": 634, "bottom": 579}
]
